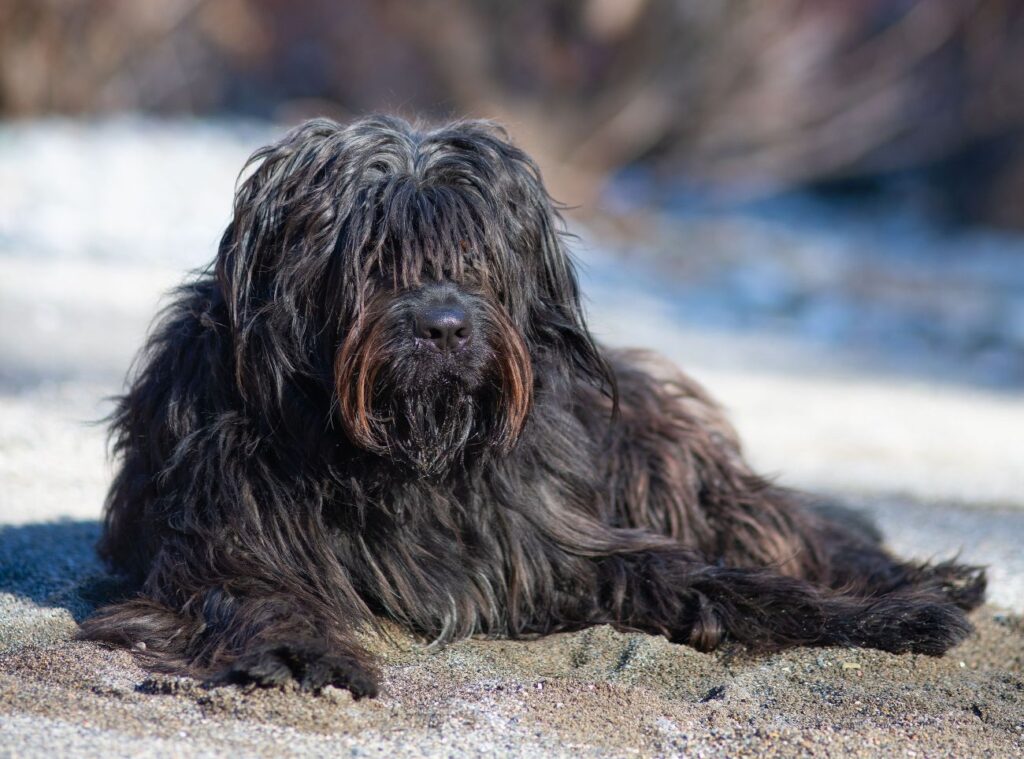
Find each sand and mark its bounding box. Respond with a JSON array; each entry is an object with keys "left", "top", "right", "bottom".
[
  {"left": 1, "top": 119, "right": 1023, "bottom": 757},
  {"left": 1, "top": 593, "right": 1023, "bottom": 757}
]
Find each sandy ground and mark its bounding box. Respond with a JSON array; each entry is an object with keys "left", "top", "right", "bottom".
[{"left": 1, "top": 120, "right": 1023, "bottom": 757}]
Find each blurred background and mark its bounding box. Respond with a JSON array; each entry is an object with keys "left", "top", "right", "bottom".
[
  {"left": 3, "top": 0, "right": 1024, "bottom": 383},
  {"left": 1, "top": 0, "right": 1023, "bottom": 602}
]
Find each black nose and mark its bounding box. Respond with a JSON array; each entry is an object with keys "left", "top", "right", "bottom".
[{"left": 413, "top": 305, "right": 472, "bottom": 352}]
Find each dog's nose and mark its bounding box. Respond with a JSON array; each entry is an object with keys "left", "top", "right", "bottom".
[{"left": 413, "top": 305, "right": 471, "bottom": 352}]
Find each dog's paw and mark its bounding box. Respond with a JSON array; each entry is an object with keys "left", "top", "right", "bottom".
[
  {"left": 217, "top": 641, "right": 379, "bottom": 698},
  {"left": 854, "top": 597, "right": 972, "bottom": 656}
]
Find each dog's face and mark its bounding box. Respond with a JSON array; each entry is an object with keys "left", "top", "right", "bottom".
[
  {"left": 335, "top": 279, "right": 532, "bottom": 475},
  {"left": 216, "top": 116, "right": 611, "bottom": 475}
]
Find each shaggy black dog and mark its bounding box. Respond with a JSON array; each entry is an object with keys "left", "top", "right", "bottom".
[{"left": 80, "top": 116, "right": 985, "bottom": 698}]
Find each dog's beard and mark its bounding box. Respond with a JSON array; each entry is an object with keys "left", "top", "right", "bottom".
[
  {"left": 384, "top": 387, "right": 478, "bottom": 475},
  {"left": 335, "top": 294, "right": 532, "bottom": 477}
]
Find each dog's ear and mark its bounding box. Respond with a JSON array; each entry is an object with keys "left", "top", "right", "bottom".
[
  {"left": 488, "top": 133, "right": 617, "bottom": 406},
  {"left": 215, "top": 119, "right": 350, "bottom": 404},
  {"left": 534, "top": 204, "right": 617, "bottom": 405}
]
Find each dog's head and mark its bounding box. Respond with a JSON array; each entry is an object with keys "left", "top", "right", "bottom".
[{"left": 216, "top": 116, "right": 612, "bottom": 475}]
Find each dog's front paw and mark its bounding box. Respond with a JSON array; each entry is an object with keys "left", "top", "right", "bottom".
[{"left": 218, "top": 640, "right": 379, "bottom": 698}]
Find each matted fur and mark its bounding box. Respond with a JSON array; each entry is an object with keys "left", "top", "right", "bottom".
[{"left": 80, "top": 116, "right": 985, "bottom": 697}]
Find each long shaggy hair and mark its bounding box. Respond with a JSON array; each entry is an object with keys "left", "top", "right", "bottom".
[{"left": 80, "top": 116, "right": 985, "bottom": 697}]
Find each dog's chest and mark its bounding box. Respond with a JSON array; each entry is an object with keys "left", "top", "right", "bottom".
[{"left": 334, "top": 475, "right": 569, "bottom": 639}]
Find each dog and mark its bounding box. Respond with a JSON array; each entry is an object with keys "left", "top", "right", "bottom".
[{"left": 80, "top": 116, "right": 985, "bottom": 698}]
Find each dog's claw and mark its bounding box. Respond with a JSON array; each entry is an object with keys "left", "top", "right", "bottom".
[{"left": 217, "top": 641, "right": 379, "bottom": 698}]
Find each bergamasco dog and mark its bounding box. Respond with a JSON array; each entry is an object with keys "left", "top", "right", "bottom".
[{"left": 80, "top": 115, "right": 985, "bottom": 698}]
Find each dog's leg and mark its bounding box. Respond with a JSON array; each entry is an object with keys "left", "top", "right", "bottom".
[
  {"left": 593, "top": 352, "right": 986, "bottom": 614},
  {"left": 592, "top": 549, "right": 973, "bottom": 655},
  {"left": 82, "top": 434, "right": 378, "bottom": 695},
  {"left": 80, "top": 552, "right": 379, "bottom": 697},
  {"left": 82, "top": 472, "right": 379, "bottom": 696},
  {"left": 79, "top": 283, "right": 380, "bottom": 696}
]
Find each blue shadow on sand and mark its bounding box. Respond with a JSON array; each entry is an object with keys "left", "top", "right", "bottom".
[{"left": 0, "top": 520, "right": 129, "bottom": 623}]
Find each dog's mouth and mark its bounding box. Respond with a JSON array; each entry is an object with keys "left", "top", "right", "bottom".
[
  {"left": 380, "top": 387, "right": 480, "bottom": 475},
  {"left": 334, "top": 285, "right": 532, "bottom": 474}
]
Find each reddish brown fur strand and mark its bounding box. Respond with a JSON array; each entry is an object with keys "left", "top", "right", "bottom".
[{"left": 79, "top": 115, "right": 985, "bottom": 697}]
